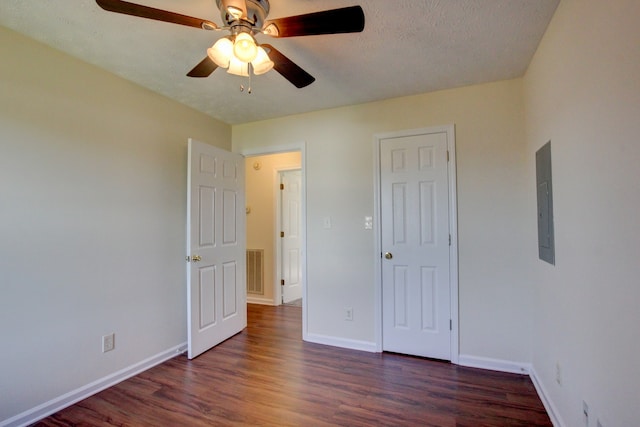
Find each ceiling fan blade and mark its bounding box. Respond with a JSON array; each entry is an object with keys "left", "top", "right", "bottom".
[
  {"left": 187, "top": 56, "right": 218, "bottom": 78},
  {"left": 96, "top": 0, "right": 217, "bottom": 30},
  {"left": 219, "top": 0, "right": 248, "bottom": 20},
  {"left": 261, "top": 44, "right": 315, "bottom": 88},
  {"left": 263, "top": 6, "right": 364, "bottom": 38}
]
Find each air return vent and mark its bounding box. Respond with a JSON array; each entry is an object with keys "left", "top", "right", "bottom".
[{"left": 246, "top": 249, "right": 264, "bottom": 295}]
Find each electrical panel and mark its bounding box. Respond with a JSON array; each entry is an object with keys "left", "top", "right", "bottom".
[{"left": 536, "top": 141, "right": 555, "bottom": 265}]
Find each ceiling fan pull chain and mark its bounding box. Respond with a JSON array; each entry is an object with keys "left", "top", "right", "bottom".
[{"left": 239, "top": 65, "right": 252, "bottom": 93}]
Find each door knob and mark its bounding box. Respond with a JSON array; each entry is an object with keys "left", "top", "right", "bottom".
[
  {"left": 384, "top": 252, "right": 393, "bottom": 259},
  {"left": 192, "top": 255, "right": 202, "bottom": 262}
]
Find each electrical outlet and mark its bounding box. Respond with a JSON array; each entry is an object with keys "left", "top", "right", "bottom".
[
  {"left": 344, "top": 307, "right": 353, "bottom": 321},
  {"left": 555, "top": 362, "right": 562, "bottom": 385},
  {"left": 583, "top": 401, "right": 589, "bottom": 426},
  {"left": 102, "top": 333, "right": 115, "bottom": 353}
]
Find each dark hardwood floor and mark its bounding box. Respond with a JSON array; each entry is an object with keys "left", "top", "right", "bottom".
[{"left": 35, "top": 304, "right": 551, "bottom": 426}]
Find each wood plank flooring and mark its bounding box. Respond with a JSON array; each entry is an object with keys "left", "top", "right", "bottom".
[{"left": 35, "top": 304, "right": 551, "bottom": 426}]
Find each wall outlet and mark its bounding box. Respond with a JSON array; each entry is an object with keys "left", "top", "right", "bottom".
[
  {"left": 555, "top": 362, "right": 562, "bottom": 385},
  {"left": 344, "top": 307, "right": 353, "bottom": 321},
  {"left": 102, "top": 333, "right": 115, "bottom": 353}
]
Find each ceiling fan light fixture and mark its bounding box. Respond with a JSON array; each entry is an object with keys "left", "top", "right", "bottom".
[
  {"left": 227, "top": 56, "right": 250, "bottom": 76},
  {"left": 207, "top": 37, "right": 233, "bottom": 68},
  {"left": 251, "top": 46, "right": 274, "bottom": 75},
  {"left": 233, "top": 32, "right": 258, "bottom": 63}
]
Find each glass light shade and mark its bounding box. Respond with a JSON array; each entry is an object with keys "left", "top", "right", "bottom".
[
  {"left": 233, "top": 32, "right": 258, "bottom": 63},
  {"left": 207, "top": 37, "right": 233, "bottom": 68},
  {"left": 227, "top": 57, "right": 249, "bottom": 76},
  {"left": 251, "top": 46, "right": 274, "bottom": 75}
]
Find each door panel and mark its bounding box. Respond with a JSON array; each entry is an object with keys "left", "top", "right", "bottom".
[
  {"left": 222, "top": 261, "right": 237, "bottom": 318},
  {"left": 199, "top": 267, "right": 216, "bottom": 328},
  {"left": 187, "top": 139, "right": 246, "bottom": 359},
  {"left": 222, "top": 189, "right": 238, "bottom": 244},
  {"left": 393, "top": 266, "right": 409, "bottom": 327},
  {"left": 419, "top": 181, "right": 435, "bottom": 244},
  {"left": 392, "top": 183, "right": 407, "bottom": 244},
  {"left": 199, "top": 186, "right": 215, "bottom": 246},
  {"left": 381, "top": 131, "right": 451, "bottom": 360}
]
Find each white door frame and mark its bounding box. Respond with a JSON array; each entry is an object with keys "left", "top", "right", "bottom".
[
  {"left": 240, "top": 142, "right": 308, "bottom": 340},
  {"left": 372, "top": 125, "right": 459, "bottom": 364}
]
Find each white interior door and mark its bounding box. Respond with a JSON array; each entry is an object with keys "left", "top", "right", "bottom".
[
  {"left": 187, "top": 139, "right": 246, "bottom": 359},
  {"left": 280, "top": 169, "right": 302, "bottom": 303},
  {"left": 380, "top": 130, "right": 451, "bottom": 360}
]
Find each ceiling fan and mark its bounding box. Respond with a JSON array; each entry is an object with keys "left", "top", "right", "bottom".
[{"left": 96, "top": 0, "right": 365, "bottom": 88}]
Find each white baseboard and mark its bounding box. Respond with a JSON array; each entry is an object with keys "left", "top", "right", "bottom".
[
  {"left": 458, "top": 356, "right": 562, "bottom": 427},
  {"left": 529, "top": 365, "right": 566, "bottom": 427},
  {"left": 305, "top": 333, "right": 377, "bottom": 353},
  {"left": 1, "top": 342, "right": 187, "bottom": 427},
  {"left": 458, "top": 354, "right": 531, "bottom": 375},
  {"left": 247, "top": 296, "right": 275, "bottom": 305}
]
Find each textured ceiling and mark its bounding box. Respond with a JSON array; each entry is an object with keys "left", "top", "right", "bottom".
[{"left": 0, "top": 0, "right": 559, "bottom": 124}]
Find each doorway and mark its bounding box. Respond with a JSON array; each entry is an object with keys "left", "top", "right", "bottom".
[{"left": 242, "top": 144, "right": 307, "bottom": 339}]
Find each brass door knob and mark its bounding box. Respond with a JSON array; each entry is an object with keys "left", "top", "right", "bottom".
[
  {"left": 192, "top": 255, "right": 202, "bottom": 262},
  {"left": 384, "top": 252, "right": 393, "bottom": 259}
]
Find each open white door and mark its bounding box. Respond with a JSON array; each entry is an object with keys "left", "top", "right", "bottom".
[
  {"left": 187, "top": 139, "right": 246, "bottom": 359},
  {"left": 280, "top": 169, "right": 302, "bottom": 303}
]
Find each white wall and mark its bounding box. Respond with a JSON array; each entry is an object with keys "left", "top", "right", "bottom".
[
  {"left": 523, "top": 0, "right": 640, "bottom": 425},
  {"left": 0, "top": 27, "right": 230, "bottom": 423},
  {"left": 233, "top": 79, "right": 532, "bottom": 361}
]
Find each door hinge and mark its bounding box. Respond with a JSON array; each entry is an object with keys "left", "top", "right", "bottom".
[
  {"left": 280, "top": 183, "right": 284, "bottom": 190},
  {"left": 449, "top": 234, "right": 451, "bottom": 246},
  {"left": 280, "top": 231, "right": 285, "bottom": 238},
  {"left": 447, "top": 150, "right": 450, "bottom": 162},
  {"left": 281, "top": 279, "right": 285, "bottom": 286},
  {"left": 450, "top": 319, "right": 453, "bottom": 330}
]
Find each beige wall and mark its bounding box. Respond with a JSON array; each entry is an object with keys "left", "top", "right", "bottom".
[
  {"left": 245, "top": 152, "right": 301, "bottom": 304},
  {"left": 523, "top": 0, "right": 640, "bottom": 425},
  {"left": 0, "top": 26, "right": 230, "bottom": 422},
  {"left": 233, "top": 78, "right": 532, "bottom": 361}
]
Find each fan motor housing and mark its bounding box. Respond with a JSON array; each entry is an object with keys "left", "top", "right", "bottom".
[{"left": 216, "top": 0, "right": 270, "bottom": 28}]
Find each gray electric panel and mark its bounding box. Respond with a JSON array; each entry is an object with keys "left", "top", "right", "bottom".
[{"left": 536, "top": 141, "right": 555, "bottom": 264}]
